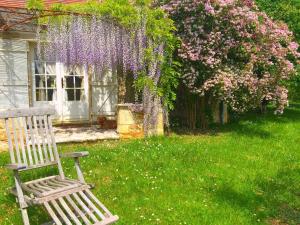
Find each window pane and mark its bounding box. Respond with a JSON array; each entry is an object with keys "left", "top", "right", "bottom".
[
  {"left": 66, "top": 76, "right": 75, "bottom": 88},
  {"left": 47, "top": 89, "right": 56, "bottom": 101},
  {"left": 75, "top": 76, "right": 83, "bottom": 88},
  {"left": 47, "top": 76, "right": 56, "bottom": 88},
  {"left": 35, "top": 75, "right": 46, "bottom": 88},
  {"left": 35, "top": 61, "right": 45, "bottom": 74},
  {"left": 36, "top": 89, "right": 46, "bottom": 101},
  {"left": 66, "top": 89, "right": 75, "bottom": 101},
  {"left": 75, "top": 89, "right": 82, "bottom": 101}
]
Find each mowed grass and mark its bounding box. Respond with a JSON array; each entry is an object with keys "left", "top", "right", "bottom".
[{"left": 0, "top": 103, "right": 300, "bottom": 225}]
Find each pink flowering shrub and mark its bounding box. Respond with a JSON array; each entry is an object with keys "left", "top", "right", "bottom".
[{"left": 163, "top": 0, "right": 300, "bottom": 113}]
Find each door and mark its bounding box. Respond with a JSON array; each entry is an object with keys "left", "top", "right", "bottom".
[
  {"left": 60, "top": 65, "right": 89, "bottom": 122},
  {"left": 32, "top": 46, "right": 89, "bottom": 122},
  {"left": 32, "top": 48, "right": 59, "bottom": 119}
]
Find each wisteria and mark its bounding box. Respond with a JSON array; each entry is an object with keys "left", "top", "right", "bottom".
[
  {"left": 37, "top": 13, "right": 168, "bottom": 136},
  {"left": 43, "top": 15, "right": 146, "bottom": 79},
  {"left": 163, "top": 0, "right": 300, "bottom": 113}
]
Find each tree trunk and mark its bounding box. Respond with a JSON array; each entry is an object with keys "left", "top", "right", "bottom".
[
  {"left": 117, "top": 64, "right": 126, "bottom": 104},
  {"left": 199, "top": 96, "right": 208, "bottom": 129}
]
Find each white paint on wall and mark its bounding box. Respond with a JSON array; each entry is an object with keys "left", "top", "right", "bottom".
[{"left": 0, "top": 38, "right": 29, "bottom": 109}]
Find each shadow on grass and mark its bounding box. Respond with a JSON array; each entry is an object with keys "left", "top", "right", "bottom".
[
  {"left": 172, "top": 102, "right": 300, "bottom": 139},
  {"left": 213, "top": 167, "right": 300, "bottom": 224}
]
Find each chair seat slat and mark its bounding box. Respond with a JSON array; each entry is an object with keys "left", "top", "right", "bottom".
[
  {"left": 44, "top": 202, "right": 63, "bottom": 225},
  {"left": 79, "top": 191, "right": 106, "bottom": 220},
  {"left": 85, "top": 190, "right": 113, "bottom": 217},
  {"left": 72, "top": 193, "right": 99, "bottom": 223},
  {"left": 65, "top": 195, "right": 92, "bottom": 225},
  {"left": 50, "top": 199, "right": 73, "bottom": 225},
  {"left": 58, "top": 197, "right": 83, "bottom": 225}
]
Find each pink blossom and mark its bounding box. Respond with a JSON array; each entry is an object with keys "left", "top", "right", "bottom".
[{"left": 204, "top": 2, "right": 215, "bottom": 15}]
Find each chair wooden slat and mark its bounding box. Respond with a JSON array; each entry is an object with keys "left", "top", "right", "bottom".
[
  {"left": 27, "top": 116, "right": 39, "bottom": 165},
  {"left": 44, "top": 202, "right": 63, "bottom": 225},
  {"left": 11, "top": 118, "right": 22, "bottom": 164},
  {"left": 5, "top": 119, "right": 16, "bottom": 163},
  {"left": 38, "top": 116, "right": 49, "bottom": 162},
  {"left": 34, "top": 182, "right": 53, "bottom": 192},
  {"left": 79, "top": 191, "right": 106, "bottom": 220},
  {"left": 50, "top": 199, "right": 73, "bottom": 225},
  {"left": 72, "top": 193, "right": 99, "bottom": 223},
  {"left": 17, "top": 118, "right": 28, "bottom": 165},
  {"left": 65, "top": 195, "right": 92, "bottom": 225},
  {"left": 58, "top": 197, "right": 82, "bottom": 225},
  {"left": 33, "top": 116, "right": 44, "bottom": 164},
  {"left": 0, "top": 107, "right": 56, "bottom": 119},
  {"left": 47, "top": 115, "right": 65, "bottom": 179},
  {"left": 44, "top": 115, "right": 55, "bottom": 161},
  {"left": 85, "top": 190, "right": 113, "bottom": 217},
  {"left": 20, "top": 117, "right": 33, "bottom": 165}
]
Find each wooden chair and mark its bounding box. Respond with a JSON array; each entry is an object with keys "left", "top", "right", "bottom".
[{"left": 0, "top": 107, "right": 118, "bottom": 225}]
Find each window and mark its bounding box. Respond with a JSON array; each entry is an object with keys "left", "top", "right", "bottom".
[
  {"left": 64, "top": 67, "right": 84, "bottom": 101},
  {"left": 34, "top": 50, "right": 57, "bottom": 102}
]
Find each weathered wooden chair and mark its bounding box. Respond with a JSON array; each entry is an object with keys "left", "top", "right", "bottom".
[{"left": 0, "top": 107, "right": 118, "bottom": 225}]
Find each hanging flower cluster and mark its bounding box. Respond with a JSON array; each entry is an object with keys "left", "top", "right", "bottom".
[
  {"left": 163, "top": 0, "right": 300, "bottom": 113},
  {"left": 44, "top": 15, "right": 146, "bottom": 79},
  {"left": 36, "top": 0, "right": 177, "bottom": 136}
]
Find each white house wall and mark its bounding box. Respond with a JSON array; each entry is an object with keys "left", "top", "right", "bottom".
[{"left": 0, "top": 38, "right": 29, "bottom": 109}]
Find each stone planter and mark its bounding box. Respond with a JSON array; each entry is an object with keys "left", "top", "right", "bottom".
[{"left": 117, "top": 104, "right": 164, "bottom": 139}]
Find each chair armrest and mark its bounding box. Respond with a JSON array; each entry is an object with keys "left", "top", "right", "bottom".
[
  {"left": 5, "top": 164, "right": 27, "bottom": 171},
  {"left": 60, "top": 151, "right": 89, "bottom": 159}
]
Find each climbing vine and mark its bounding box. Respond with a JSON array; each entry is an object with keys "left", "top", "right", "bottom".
[{"left": 27, "top": 0, "right": 179, "bottom": 136}]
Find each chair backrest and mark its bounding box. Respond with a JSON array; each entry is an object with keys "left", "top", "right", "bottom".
[{"left": 0, "top": 107, "right": 63, "bottom": 175}]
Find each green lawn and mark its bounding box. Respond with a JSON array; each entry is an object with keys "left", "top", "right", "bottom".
[{"left": 0, "top": 103, "right": 300, "bottom": 225}]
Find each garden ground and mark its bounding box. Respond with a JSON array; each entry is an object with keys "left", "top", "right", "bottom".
[{"left": 0, "top": 103, "right": 299, "bottom": 225}]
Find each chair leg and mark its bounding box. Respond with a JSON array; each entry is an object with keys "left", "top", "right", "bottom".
[
  {"left": 14, "top": 171, "right": 30, "bottom": 225},
  {"left": 20, "top": 207, "right": 30, "bottom": 225}
]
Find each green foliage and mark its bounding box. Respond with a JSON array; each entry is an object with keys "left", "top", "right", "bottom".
[
  {"left": 256, "top": 0, "right": 300, "bottom": 100},
  {"left": 26, "top": 0, "right": 44, "bottom": 10},
  {"left": 256, "top": 0, "right": 300, "bottom": 42},
  {"left": 158, "top": 60, "right": 181, "bottom": 110}
]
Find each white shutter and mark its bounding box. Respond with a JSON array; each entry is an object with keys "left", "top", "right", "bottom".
[
  {"left": 92, "top": 69, "right": 118, "bottom": 116},
  {"left": 0, "top": 39, "right": 29, "bottom": 109}
]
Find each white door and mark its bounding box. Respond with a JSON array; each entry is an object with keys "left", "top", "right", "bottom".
[
  {"left": 32, "top": 47, "right": 89, "bottom": 122},
  {"left": 60, "top": 65, "right": 89, "bottom": 122},
  {"left": 32, "top": 49, "right": 59, "bottom": 118}
]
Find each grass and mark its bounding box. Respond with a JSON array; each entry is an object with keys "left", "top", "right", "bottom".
[{"left": 0, "top": 103, "right": 300, "bottom": 225}]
